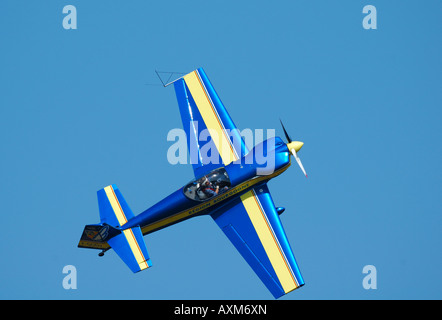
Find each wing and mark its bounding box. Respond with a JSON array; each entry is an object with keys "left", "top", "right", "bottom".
[
  {"left": 173, "top": 68, "right": 249, "bottom": 177},
  {"left": 211, "top": 184, "right": 304, "bottom": 298}
]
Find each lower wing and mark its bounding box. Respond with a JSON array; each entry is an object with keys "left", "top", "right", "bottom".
[{"left": 211, "top": 184, "right": 304, "bottom": 298}]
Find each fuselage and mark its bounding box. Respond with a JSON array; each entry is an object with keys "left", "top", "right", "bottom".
[{"left": 121, "top": 137, "right": 291, "bottom": 235}]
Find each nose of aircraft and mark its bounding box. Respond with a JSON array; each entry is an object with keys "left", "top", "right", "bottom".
[
  {"left": 280, "top": 120, "right": 308, "bottom": 178},
  {"left": 287, "top": 141, "right": 304, "bottom": 153}
]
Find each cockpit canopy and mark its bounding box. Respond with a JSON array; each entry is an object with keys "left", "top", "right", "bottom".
[{"left": 183, "top": 167, "right": 231, "bottom": 201}]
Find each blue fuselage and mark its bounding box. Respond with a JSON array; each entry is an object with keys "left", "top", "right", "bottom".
[{"left": 121, "top": 137, "right": 291, "bottom": 235}]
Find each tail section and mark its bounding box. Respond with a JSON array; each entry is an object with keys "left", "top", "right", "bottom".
[
  {"left": 78, "top": 184, "right": 152, "bottom": 273},
  {"left": 108, "top": 225, "right": 152, "bottom": 272},
  {"left": 78, "top": 223, "right": 119, "bottom": 250}
]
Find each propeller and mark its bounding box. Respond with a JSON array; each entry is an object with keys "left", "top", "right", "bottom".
[{"left": 280, "top": 120, "right": 308, "bottom": 178}]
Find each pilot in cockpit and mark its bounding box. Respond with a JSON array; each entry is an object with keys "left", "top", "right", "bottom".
[{"left": 201, "top": 177, "right": 219, "bottom": 198}]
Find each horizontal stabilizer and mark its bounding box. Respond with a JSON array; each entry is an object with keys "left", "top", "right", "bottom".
[
  {"left": 108, "top": 225, "right": 152, "bottom": 272},
  {"left": 79, "top": 184, "right": 152, "bottom": 272},
  {"left": 98, "top": 184, "right": 135, "bottom": 227},
  {"left": 99, "top": 184, "right": 152, "bottom": 272}
]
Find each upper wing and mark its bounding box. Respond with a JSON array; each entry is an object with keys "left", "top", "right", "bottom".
[
  {"left": 173, "top": 68, "right": 249, "bottom": 177},
  {"left": 211, "top": 184, "right": 304, "bottom": 298}
]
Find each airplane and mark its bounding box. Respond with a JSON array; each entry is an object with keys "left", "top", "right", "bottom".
[{"left": 78, "top": 67, "right": 308, "bottom": 299}]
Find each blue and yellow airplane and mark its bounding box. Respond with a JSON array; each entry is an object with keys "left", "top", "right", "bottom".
[{"left": 78, "top": 68, "right": 308, "bottom": 298}]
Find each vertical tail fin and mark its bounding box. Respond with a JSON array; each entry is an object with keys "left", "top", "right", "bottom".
[{"left": 78, "top": 184, "right": 152, "bottom": 273}]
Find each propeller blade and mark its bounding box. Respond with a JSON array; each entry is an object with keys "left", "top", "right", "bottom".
[
  {"left": 280, "top": 119, "right": 307, "bottom": 178},
  {"left": 291, "top": 149, "right": 308, "bottom": 178},
  {"left": 280, "top": 119, "right": 292, "bottom": 143}
]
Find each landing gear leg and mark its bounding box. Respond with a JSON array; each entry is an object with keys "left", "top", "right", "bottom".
[{"left": 98, "top": 247, "right": 110, "bottom": 257}]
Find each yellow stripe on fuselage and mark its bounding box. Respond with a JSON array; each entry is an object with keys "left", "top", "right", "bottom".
[
  {"left": 183, "top": 70, "right": 238, "bottom": 165},
  {"left": 104, "top": 186, "right": 149, "bottom": 270},
  {"left": 140, "top": 163, "right": 291, "bottom": 236},
  {"left": 240, "top": 189, "right": 298, "bottom": 293}
]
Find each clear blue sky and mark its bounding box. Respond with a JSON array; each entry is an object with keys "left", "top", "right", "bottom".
[{"left": 0, "top": 0, "right": 441, "bottom": 299}]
